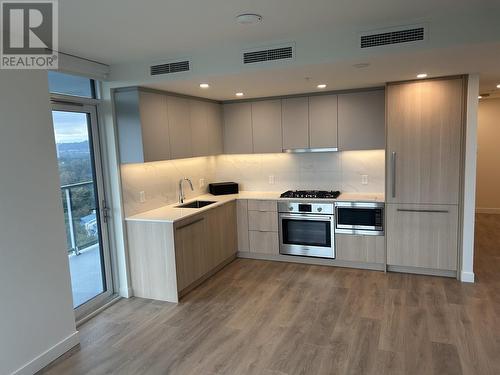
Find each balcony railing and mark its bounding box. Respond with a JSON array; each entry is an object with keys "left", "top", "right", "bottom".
[{"left": 61, "top": 181, "right": 99, "bottom": 255}]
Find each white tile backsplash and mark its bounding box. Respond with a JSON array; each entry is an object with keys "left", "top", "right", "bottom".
[{"left": 120, "top": 150, "right": 385, "bottom": 217}]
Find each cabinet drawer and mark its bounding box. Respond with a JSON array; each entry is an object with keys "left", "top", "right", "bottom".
[
  {"left": 336, "top": 234, "right": 385, "bottom": 263},
  {"left": 247, "top": 200, "right": 277, "bottom": 212},
  {"left": 386, "top": 203, "right": 458, "bottom": 271},
  {"left": 249, "top": 230, "right": 279, "bottom": 255},
  {"left": 248, "top": 211, "right": 278, "bottom": 232}
]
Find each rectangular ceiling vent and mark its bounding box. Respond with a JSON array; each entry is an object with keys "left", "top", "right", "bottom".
[
  {"left": 150, "top": 60, "right": 190, "bottom": 76},
  {"left": 243, "top": 44, "right": 295, "bottom": 64},
  {"left": 360, "top": 26, "right": 425, "bottom": 48}
]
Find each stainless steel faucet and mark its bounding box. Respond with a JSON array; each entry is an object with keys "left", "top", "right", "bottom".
[{"left": 178, "top": 177, "right": 194, "bottom": 204}]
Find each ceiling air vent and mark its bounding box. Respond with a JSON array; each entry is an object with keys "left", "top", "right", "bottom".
[
  {"left": 150, "top": 60, "right": 190, "bottom": 76},
  {"left": 243, "top": 44, "right": 294, "bottom": 64},
  {"left": 360, "top": 26, "right": 425, "bottom": 48}
]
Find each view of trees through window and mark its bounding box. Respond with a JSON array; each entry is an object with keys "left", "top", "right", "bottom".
[{"left": 53, "top": 111, "right": 99, "bottom": 252}]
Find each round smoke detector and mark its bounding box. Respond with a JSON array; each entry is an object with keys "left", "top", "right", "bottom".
[{"left": 236, "top": 13, "right": 263, "bottom": 24}]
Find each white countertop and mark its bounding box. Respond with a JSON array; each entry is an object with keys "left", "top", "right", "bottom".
[{"left": 125, "top": 191, "right": 385, "bottom": 224}]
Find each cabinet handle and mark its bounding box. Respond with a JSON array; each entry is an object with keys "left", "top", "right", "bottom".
[
  {"left": 176, "top": 217, "right": 204, "bottom": 230},
  {"left": 391, "top": 152, "right": 397, "bottom": 198},
  {"left": 397, "top": 209, "right": 449, "bottom": 213}
]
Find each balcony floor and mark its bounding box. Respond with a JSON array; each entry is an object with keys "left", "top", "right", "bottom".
[{"left": 68, "top": 244, "right": 104, "bottom": 308}]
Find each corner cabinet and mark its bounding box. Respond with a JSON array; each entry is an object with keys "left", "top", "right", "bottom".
[
  {"left": 114, "top": 88, "right": 223, "bottom": 163},
  {"left": 385, "top": 76, "right": 465, "bottom": 276},
  {"left": 126, "top": 201, "right": 237, "bottom": 302}
]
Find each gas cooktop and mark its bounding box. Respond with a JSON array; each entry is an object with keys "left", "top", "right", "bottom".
[{"left": 280, "top": 190, "right": 341, "bottom": 199}]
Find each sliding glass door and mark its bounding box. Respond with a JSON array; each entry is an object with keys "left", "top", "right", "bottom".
[{"left": 51, "top": 103, "right": 113, "bottom": 319}]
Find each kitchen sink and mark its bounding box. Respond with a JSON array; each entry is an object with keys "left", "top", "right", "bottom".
[{"left": 176, "top": 200, "right": 216, "bottom": 209}]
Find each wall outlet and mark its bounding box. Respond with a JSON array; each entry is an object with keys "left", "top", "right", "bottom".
[
  {"left": 268, "top": 175, "right": 275, "bottom": 185},
  {"left": 361, "top": 175, "right": 369, "bottom": 185},
  {"left": 199, "top": 178, "right": 205, "bottom": 188},
  {"left": 139, "top": 191, "right": 146, "bottom": 203}
]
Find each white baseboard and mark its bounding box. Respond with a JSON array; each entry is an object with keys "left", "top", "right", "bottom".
[
  {"left": 476, "top": 207, "right": 500, "bottom": 214},
  {"left": 10, "top": 331, "right": 79, "bottom": 375},
  {"left": 460, "top": 271, "right": 475, "bottom": 283}
]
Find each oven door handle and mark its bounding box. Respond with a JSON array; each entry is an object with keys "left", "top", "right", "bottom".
[{"left": 279, "top": 214, "right": 332, "bottom": 221}]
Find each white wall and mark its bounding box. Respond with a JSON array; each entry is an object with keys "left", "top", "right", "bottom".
[
  {"left": 476, "top": 98, "right": 500, "bottom": 213},
  {"left": 120, "top": 150, "right": 385, "bottom": 217},
  {"left": 0, "top": 70, "right": 78, "bottom": 375},
  {"left": 461, "top": 74, "right": 480, "bottom": 283}
]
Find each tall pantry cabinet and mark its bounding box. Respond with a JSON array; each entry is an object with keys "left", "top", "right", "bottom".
[{"left": 386, "top": 76, "right": 465, "bottom": 275}]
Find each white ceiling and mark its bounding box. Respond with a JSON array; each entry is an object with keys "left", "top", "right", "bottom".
[{"left": 59, "top": 0, "right": 500, "bottom": 98}]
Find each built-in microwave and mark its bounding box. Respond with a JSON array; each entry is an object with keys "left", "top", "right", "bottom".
[{"left": 335, "top": 201, "right": 384, "bottom": 235}]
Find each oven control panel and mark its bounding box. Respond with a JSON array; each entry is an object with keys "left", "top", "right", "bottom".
[{"left": 279, "top": 201, "right": 334, "bottom": 215}]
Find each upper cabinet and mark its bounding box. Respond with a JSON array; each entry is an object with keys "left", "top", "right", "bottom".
[
  {"left": 167, "top": 96, "right": 192, "bottom": 160},
  {"left": 338, "top": 90, "right": 385, "bottom": 151},
  {"left": 252, "top": 100, "right": 282, "bottom": 153},
  {"left": 114, "top": 88, "right": 223, "bottom": 163},
  {"left": 222, "top": 102, "right": 253, "bottom": 154},
  {"left": 386, "top": 78, "right": 464, "bottom": 205},
  {"left": 282, "top": 97, "right": 309, "bottom": 150},
  {"left": 115, "top": 89, "right": 171, "bottom": 164},
  {"left": 309, "top": 94, "right": 338, "bottom": 149}
]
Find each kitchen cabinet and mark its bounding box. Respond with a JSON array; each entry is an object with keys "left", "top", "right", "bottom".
[
  {"left": 282, "top": 97, "right": 309, "bottom": 150},
  {"left": 385, "top": 76, "right": 465, "bottom": 275},
  {"left": 386, "top": 204, "right": 458, "bottom": 271},
  {"left": 189, "top": 100, "right": 209, "bottom": 157},
  {"left": 249, "top": 231, "right": 279, "bottom": 255},
  {"left": 114, "top": 89, "right": 171, "bottom": 163},
  {"left": 338, "top": 90, "right": 385, "bottom": 151},
  {"left": 251, "top": 100, "right": 282, "bottom": 153},
  {"left": 126, "top": 201, "right": 237, "bottom": 301},
  {"left": 336, "top": 234, "right": 385, "bottom": 264},
  {"left": 114, "top": 88, "right": 223, "bottom": 163},
  {"left": 236, "top": 200, "right": 249, "bottom": 252},
  {"left": 386, "top": 78, "right": 464, "bottom": 205},
  {"left": 175, "top": 202, "right": 237, "bottom": 293},
  {"left": 223, "top": 102, "right": 253, "bottom": 154},
  {"left": 309, "top": 94, "right": 338, "bottom": 149},
  {"left": 248, "top": 210, "right": 278, "bottom": 232},
  {"left": 189, "top": 100, "right": 224, "bottom": 157},
  {"left": 167, "top": 96, "right": 192, "bottom": 159},
  {"left": 174, "top": 216, "right": 207, "bottom": 291},
  {"left": 206, "top": 102, "right": 224, "bottom": 155},
  {"left": 247, "top": 199, "right": 279, "bottom": 255}
]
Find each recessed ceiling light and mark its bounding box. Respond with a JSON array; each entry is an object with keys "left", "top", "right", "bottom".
[
  {"left": 199, "top": 83, "right": 210, "bottom": 89},
  {"left": 478, "top": 95, "right": 482, "bottom": 99},
  {"left": 235, "top": 92, "right": 244, "bottom": 97},
  {"left": 417, "top": 73, "right": 428, "bottom": 79},
  {"left": 236, "top": 13, "right": 262, "bottom": 24},
  {"left": 317, "top": 84, "right": 327, "bottom": 89},
  {"left": 497, "top": 84, "right": 500, "bottom": 89}
]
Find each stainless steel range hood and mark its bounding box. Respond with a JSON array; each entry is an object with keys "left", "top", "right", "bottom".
[{"left": 282, "top": 147, "right": 339, "bottom": 153}]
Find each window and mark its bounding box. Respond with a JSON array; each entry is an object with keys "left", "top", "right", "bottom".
[{"left": 48, "top": 71, "right": 97, "bottom": 98}]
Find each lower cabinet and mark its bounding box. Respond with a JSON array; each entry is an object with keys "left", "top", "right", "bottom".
[
  {"left": 249, "top": 231, "right": 279, "bottom": 255},
  {"left": 236, "top": 200, "right": 249, "bottom": 252},
  {"left": 174, "top": 201, "right": 237, "bottom": 293},
  {"left": 386, "top": 203, "right": 458, "bottom": 271},
  {"left": 336, "top": 234, "right": 385, "bottom": 264}
]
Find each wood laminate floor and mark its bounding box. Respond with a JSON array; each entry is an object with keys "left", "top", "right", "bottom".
[{"left": 40, "top": 214, "right": 500, "bottom": 375}]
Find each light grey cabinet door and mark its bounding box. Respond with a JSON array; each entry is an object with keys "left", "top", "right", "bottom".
[
  {"left": 252, "top": 99, "right": 282, "bottom": 153},
  {"left": 338, "top": 90, "right": 385, "bottom": 151},
  {"left": 189, "top": 100, "right": 209, "bottom": 157},
  {"left": 386, "top": 203, "right": 458, "bottom": 271},
  {"left": 206, "top": 102, "right": 223, "bottom": 155},
  {"left": 282, "top": 97, "right": 309, "bottom": 150},
  {"left": 223, "top": 102, "right": 253, "bottom": 154},
  {"left": 167, "top": 96, "right": 192, "bottom": 159},
  {"left": 309, "top": 94, "right": 338, "bottom": 149},
  {"left": 386, "top": 78, "right": 463, "bottom": 205}
]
